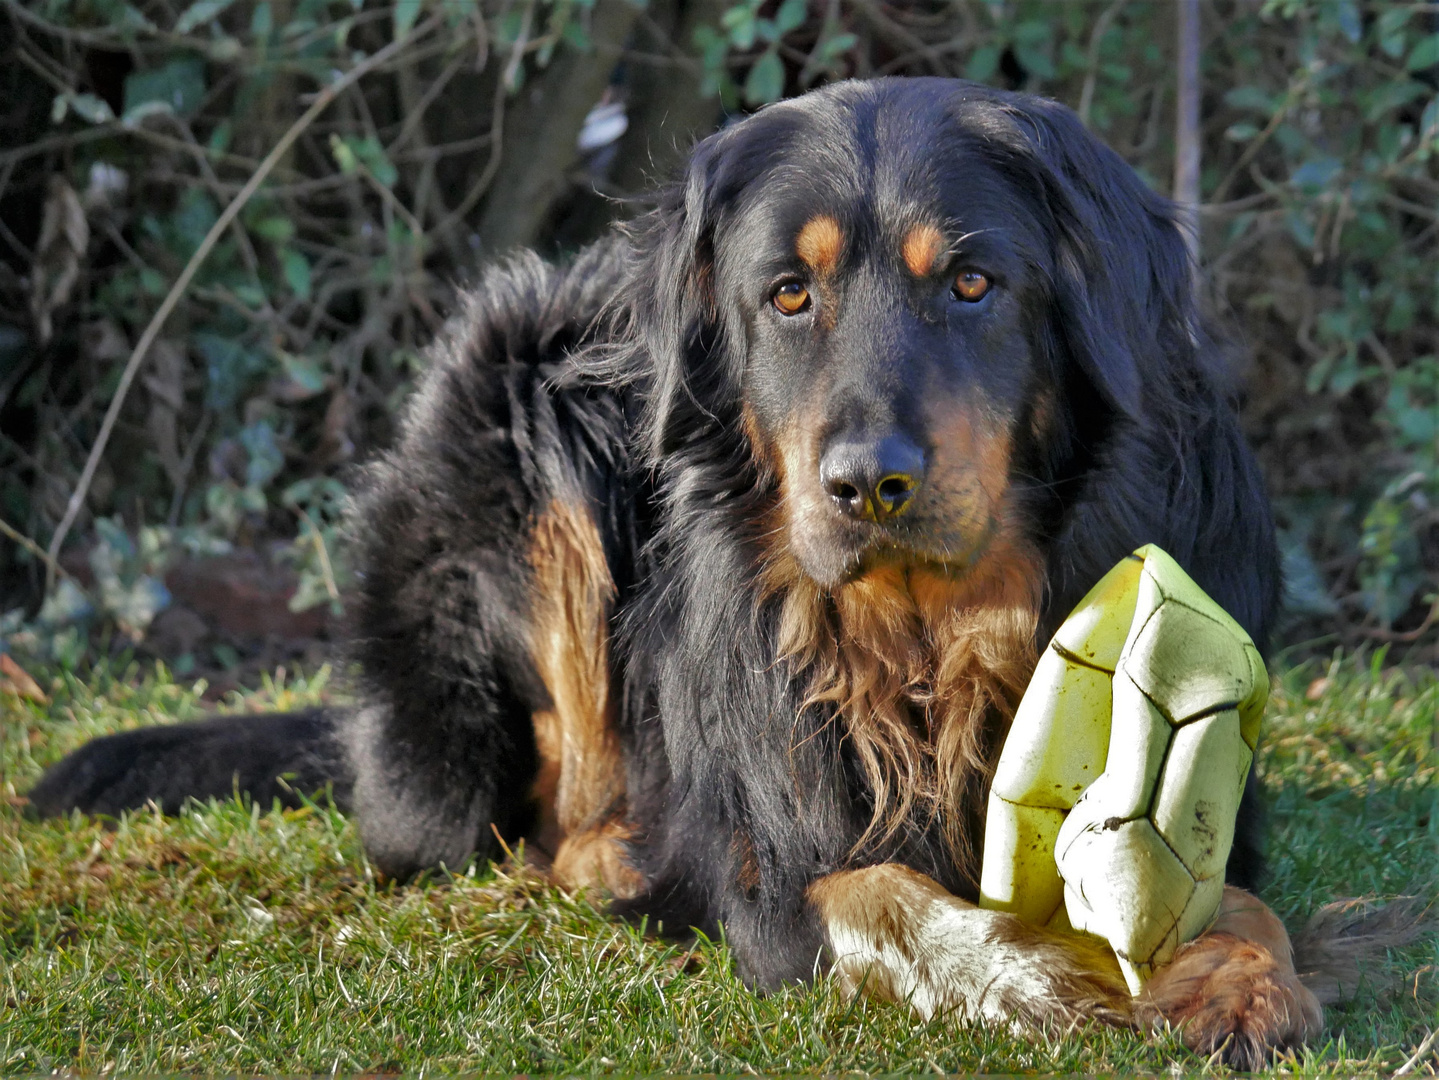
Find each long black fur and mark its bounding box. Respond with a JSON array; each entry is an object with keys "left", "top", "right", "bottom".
[
  {"left": 33, "top": 79, "right": 1279, "bottom": 991},
  {"left": 28, "top": 708, "right": 352, "bottom": 817}
]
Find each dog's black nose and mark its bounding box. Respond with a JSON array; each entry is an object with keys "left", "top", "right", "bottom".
[{"left": 820, "top": 435, "right": 925, "bottom": 523}]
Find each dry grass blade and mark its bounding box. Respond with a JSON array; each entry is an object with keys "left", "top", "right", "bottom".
[{"left": 1393, "top": 1027, "right": 1438, "bottom": 1077}]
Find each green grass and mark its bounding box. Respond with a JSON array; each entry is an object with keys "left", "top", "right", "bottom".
[{"left": 1, "top": 655, "right": 1435, "bottom": 1075}]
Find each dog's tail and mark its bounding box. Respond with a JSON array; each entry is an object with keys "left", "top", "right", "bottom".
[
  {"left": 1292, "top": 896, "right": 1433, "bottom": 1005},
  {"left": 26, "top": 709, "right": 354, "bottom": 818}
]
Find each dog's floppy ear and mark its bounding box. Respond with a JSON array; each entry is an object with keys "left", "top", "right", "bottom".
[
  {"left": 988, "top": 95, "right": 1199, "bottom": 420},
  {"left": 628, "top": 139, "right": 722, "bottom": 462},
  {"left": 629, "top": 112, "right": 804, "bottom": 461}
]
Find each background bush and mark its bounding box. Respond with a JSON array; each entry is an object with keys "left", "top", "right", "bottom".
[{"left": 0, "top": 0, "right": 1435, "bottom": 662}]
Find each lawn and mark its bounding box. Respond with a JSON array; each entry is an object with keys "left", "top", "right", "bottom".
[{"left": 1, "top": 654, "right": 1435, "bottom": 1075}]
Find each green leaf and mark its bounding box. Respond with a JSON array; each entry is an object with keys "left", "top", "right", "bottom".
[
  {"left": 233, "top": 283, "right": 267, "bottom": 308},
  {"left": 964, "top": 44, "right": 1000, "bottom": 83},
  {"left": 1226, "top": 211, "right": 1255, "bottom": 244},
  {"left": 722, "top": 3, "right": 758, "bottom": 50},
  {"left": 240, "top": 420, "right": 285, "bottom": 488},
  {"left": 250, "top": 1, "right": 272, "bottom": 39},
  {"left": 1407, "top": 33, "right": 1439, "bottom": 71},
  {"left": 393, "top": 0, "right": 421, "bottom": 38},
  {"left": 743, "top": 48, "right": 784, "bottom": 105},
  {"left": 1278, "top": 533, "right": 1338, "bottom": 616},
  {"left": 1011, "top": 18, "right": 1049, "bottom": 46},
  {"left": 1290, "top": 156, "right": 1342, "bottom": 191},
  {"left": 208, "top": 120, "right": 233, "bottom": 154},
  {"left": 139, "top": 267, "right": 168, "bottom": 296},
  {"left": 329, "top": 134, "right": 358, "bottom": 174},
  {"left": 358, "top": 139, "right": 397, "bottom": 187},
  {"left": 196, "top": 333, "right": 268, "bottom": 410},
  {"left": 1383, "top": 289, "right": 1416, "bottom": 334},
  {"left": 1395, "top": 404, "right": 1436, "bottom": 444},
  {"left": 773, "top": 0, "right": 805, "bottom": 36},
  {"left": 206, "top": 36, "right": 241, "bottom": 60},
  {"left": 174, "top": 0, "right": 238, "bottom": 34},
  {"left": 123, "top": 57, "right": 206, "bottom": 119},
  {"left": 331, "top": 135, "right": 397, "bottom": 187},
  {"left": 815, "top": 31, "right": 855, "bottom": 64},
  {"left": 280, "top": 349, "right": 326, "bottom": 392},
  {"left": 497, "top": 7, "right": 524, "bottom": 44},
  {"left": 1012, "top": 43, "right": 1054, "bottom": 81},
  {"left": 1334, "top": 0, "right": 1360, "bottom": 44},
  {"left": 1284, "top": 210, "right": 1316, "bottom": 250},
  {"left": 251, "top": 216, "right": 295, "bottom": 243},
  {"left": 1362, "top": 78, "right": 1428, "bottom": 122},
  {"left": 561, "top": 20, "right": 590, "bottom": 50},
  {"left": 1223, "top": 86, "right": 1273, "bottom": 113},
  {"left": 280, "top": 249, "right": 312, "bottom": 300},
  {"left": 68, "top": 93, "right": 116, "bottom": 124},
  {"left": 171, "top": 189, "right": 219, "bottom": 256},
  {"left": 1377, "top": 6, "right": 1412, "bottom": 39}
]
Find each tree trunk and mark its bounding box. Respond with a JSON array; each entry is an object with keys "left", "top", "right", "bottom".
[
  {"left": 609, "top": 0, "right": 728, "bottom": 196},
  {"left": 475, "top": 0, "right": 643, "bottom": 255},
  {"left": 1173, "top": 0, "right": 1201, "bottom": 269}
]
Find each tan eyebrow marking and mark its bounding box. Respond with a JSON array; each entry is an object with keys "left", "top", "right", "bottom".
[
  {"left": 901, "top": 223, "right": 946, "bottom": 277},
  {"left": 796, "top": 214, "right": 844, "bottom": 274}
]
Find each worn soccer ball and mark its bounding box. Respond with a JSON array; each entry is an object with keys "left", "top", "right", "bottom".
[{"left": 979, "top": 544, "right": 1266, "bottom": 994}]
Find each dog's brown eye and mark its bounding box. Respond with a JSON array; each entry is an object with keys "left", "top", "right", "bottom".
[
  {"left": 772, "top": 282, "right": 811, "bottom": 315},
  {"left": 953, "top": 271, "right": 991, "bottom": 302}
]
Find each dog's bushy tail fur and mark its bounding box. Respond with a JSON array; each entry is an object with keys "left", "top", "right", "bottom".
[
  {"left": 1293, "top": 896, "right": 1433, "bottom": 1005},
  {"left": 26, "top": 709, "right": 353, "bottom": 818}
]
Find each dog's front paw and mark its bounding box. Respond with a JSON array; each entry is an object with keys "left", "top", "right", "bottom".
[
  {"left": 978, "top": 917, "right": 1134, "bottom": 1029},
  {"left": 1137, "top": 931, "right": 1322, "bottom": 1070}
]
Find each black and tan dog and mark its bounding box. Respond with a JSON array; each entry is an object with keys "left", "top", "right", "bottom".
[{"left": 35, "top": 78, "right": 1332, "bottom": 1066}]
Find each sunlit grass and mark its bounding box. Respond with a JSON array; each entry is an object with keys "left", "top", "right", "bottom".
[{"left": 1, "top": 654, "right": 1434, "bottom": 1074}]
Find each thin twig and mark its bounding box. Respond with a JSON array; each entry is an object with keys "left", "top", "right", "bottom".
[
  {"left": 428, "top": 77, "right": 507, "bottom": 238},
  {"left": 358, "top": 164, "right": 426, "bottom": 243},
  {"left": 502, "top": 0, "right": 538, "bottom": 92},
  {"left": 166, "top": 115, "right": 273, "bottom": 313},
  {"left": 2, "top": 0, "right": 146, "bottom": 47},
  {"left": 0, "top": 125, "right": 117, "bottom": 168},
  {"left": 1197, "top": 190, "right": 1277, "bottom": 215},
  {"left": 0, "top": 516, "right": 74, "bottom": 584},
  {"left": 849, "top": 0, "right": 946, "bottom": 75},
  {"left": 1360, "top": 596, "right": 1439, "bottom": 644},
  {"left": 1173, "top": 0, "right": 1201, "bottom": 267},
  {"left": 166, "top": 409, "right": 213, "bottom": 527},
  {"left": 1077, "top": 0, "right": 1127, "bottom": 127},
  {"left": 388, "top": 48, "right": 470, "bottom": 156},
  {"left": 1210, "top": 84, "right": 1300, "bottom": 205},
  {"left": 42, "top": 14, "right": 442, "bottom": 588}
]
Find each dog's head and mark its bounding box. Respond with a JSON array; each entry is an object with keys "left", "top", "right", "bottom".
[{"left": 634, "top": 77, "right": 1198, "bottom": 591}]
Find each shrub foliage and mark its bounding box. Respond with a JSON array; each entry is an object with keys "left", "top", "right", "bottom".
[{"left": 0, "top": 0, "right": 1435, "bottom": 655}]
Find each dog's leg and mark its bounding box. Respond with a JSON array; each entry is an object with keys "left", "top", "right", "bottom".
[
  {"left": 1137, "top": 886, "right": 1322, "bottom": 1069},
  {"left": 809, "top": 864, "right": 1130, "bottom": 1028},
  {"left": 524, "top": 500, "right": 642, "bottom": 899}
]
